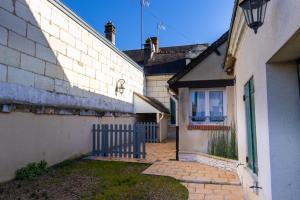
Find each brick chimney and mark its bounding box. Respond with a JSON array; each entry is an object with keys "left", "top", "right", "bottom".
[{"left": 105, "top": 21, "right": 116, "bottom": 45}]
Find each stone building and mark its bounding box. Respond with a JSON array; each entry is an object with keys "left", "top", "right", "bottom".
[
  {"left": 125, "top": 37, "right": 207, "bottom": 138},
  {"left": 0, "top": 0, "right": 144, "bottom": 182}
]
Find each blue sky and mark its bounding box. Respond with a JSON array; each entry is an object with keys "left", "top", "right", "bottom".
[{"left": 61, "top": 0, "right": 234, "bottom": 50}]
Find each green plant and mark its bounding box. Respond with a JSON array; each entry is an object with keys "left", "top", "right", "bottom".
[
  {"left": 208, "top": 124, "right": 238, "bottom": 160},
  {"left": 16, "top": 160, "right": 48, "bottom": 181}
]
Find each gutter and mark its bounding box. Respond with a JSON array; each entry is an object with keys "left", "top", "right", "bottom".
[
  {"left": 222, "top": 0, "right": 239, "bottom": 69},
  {"left": 47, "top": 0, "right": 143, "bottom": 72}
]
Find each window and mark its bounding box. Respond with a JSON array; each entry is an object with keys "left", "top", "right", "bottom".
[
  {"left": 190, "top": 89, "right": 225, "bottom": 123},
  {"left": 244, "top": 78, "right": 258, "bottom": 174}
]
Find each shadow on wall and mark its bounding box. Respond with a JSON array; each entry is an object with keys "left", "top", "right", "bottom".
[{"left": 0, "top": 0, "right": 142, "bottom": 114}]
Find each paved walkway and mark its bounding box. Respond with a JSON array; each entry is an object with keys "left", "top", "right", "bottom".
[
  {"left": 89, "top": 139, "right": 245, "bottom": 200},
  {"left": 143, "top": 161, "right": 240, "bottom": 185}
]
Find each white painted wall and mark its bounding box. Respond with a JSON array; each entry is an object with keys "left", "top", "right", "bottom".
[
  {"left": 178, "top": 86, "right": 235, "bottom": 153},
  {"left": 229, "top": 1, "right": 300, "bottom": 199},
  {"left": 0, "top": 112, "right": 135, "bottom": 182},
  {"left": 180, "top": 42, "right": 232, "bottom": 81}
]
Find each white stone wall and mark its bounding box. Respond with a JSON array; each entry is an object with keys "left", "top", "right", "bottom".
[
  {"left": 146, "top": 75, "right": 172, "bottom": 110},
  {"left": 0, "top": 0, "right": 144, "bottom": 113}
]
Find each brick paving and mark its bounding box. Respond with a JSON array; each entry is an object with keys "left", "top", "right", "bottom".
[
  {"left": 89, "top": 139, "right": 245, "bottom": 199},
  {"left": 182, "top": 183, "right": 245, "bottom": 200},
  {"left": 143, "top": 160, "right": 240, "bottom": 185}
]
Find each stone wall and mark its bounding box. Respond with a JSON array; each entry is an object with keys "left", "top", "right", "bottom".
[
  {"left": 0, "top": 0, "right": 144, "bottom": 113},
  {"left": 146, "top": 75, "right": 172, "bottom": 110}
]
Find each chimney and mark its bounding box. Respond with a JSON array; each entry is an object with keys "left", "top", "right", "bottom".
[
  {"left": 150, "top": 37, "right": 159, "bottom": 53},
  {"left": 105, "top": 21, "right": 116, "bottom": 45},
  {"left": 144, "top": 37, "right": 154, "bottom": 64},
  {"left": 143, "top": 37, "right": 159, "bottom": 64}
]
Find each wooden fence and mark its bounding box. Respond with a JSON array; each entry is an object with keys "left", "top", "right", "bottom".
[
  {"left": 92, "top": 123, "right": 146, "bottom": 159},
  {"left": 141, "top": 122, "right": 159, "bottom": 143}
]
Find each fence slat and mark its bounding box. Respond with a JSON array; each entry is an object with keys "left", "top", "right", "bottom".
[
  {"left": 114, "top": 124, "right": 118, "bottom": 157},
  {"left": 92, "top": 123, "right": 148, "bottom": 159},
  {"left": 128, "top": 125, "right": 132, "bottom": 157},
  {"left": 142, "top": 125, "right": 146, "bottom": 159},
  {"left": 125, "top": 125, "right": 129, "bottom": 157},
  {"left": 97, "top": 124, "right": 100, "bottom": 156},
  {"left": 92, "top": 124, "right": 96, "bottom": 156},
  {"left": 109, "top": 124, "right": 113, "bottom": 156}
]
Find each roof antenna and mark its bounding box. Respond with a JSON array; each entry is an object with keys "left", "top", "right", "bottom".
[{"left": 157, "top": 22, "right": 166, "bottom": 38}]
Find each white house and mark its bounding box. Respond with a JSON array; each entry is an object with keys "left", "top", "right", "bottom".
[
  {"left": 224, "top": 0, "right": 300, "bottom": 199},
  {"left": 168, "top": 32, "right": 236, "bottom": 161}
]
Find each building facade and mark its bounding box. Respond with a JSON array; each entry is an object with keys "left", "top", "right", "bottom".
[
  {"left": 168, "top": 32, "right": 236, "bottom": 156},
  {"left": 0, "top": 0, "right": 144, "bottom": 182},
  {"left": 225, "top": 0, "right": 300, "bottom": 199}
]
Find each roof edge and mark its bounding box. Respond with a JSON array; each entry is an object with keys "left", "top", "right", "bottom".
[
  {"left": 168, "top": 31, "right": 229, "bottom": 86},
  {"left": 48, "top": 0, "right": 143, "bottom": 72},
  {"left": 134, "top": 92, "right": 170, "bottom": 114},
  {"left": 222, "top": 0, "right": 239, "bottom": 69}
]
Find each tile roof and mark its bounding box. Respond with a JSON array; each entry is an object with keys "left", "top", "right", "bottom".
[{"left": 124, "top": 44, "right": 207, "bottom": 76}]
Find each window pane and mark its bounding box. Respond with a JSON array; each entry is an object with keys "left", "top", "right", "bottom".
[
  {"left": 191, "top": 92, "right": 205, "bottom": 121},
  {"left": 209, "top": 91, "right": 223, "bottom": 121}
]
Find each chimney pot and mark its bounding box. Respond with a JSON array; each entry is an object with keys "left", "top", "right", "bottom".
[{"left": 105, "top": 21, "right": 116, "bottom": 45}]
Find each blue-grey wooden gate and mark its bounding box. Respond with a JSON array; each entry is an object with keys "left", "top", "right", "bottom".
[
  {"left": 142, "top": 122, "right": 159, "bottom": 143},
  {"left": 92, "top": 123, "right": 146, "bottom": 159}
]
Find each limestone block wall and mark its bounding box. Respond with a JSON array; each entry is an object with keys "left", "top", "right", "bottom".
[
  {"left": 0, "top": 0, "right": 144, "bottom": 113},
  {"left": 146, "top": 75, "right": 172, "bottom": 110}
]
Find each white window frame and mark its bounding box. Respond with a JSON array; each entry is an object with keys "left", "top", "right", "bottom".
[{"left": 189, "top": 88, "right": 227, "bottom": 124}]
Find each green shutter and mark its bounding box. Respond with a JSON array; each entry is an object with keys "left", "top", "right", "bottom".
[
  {"left": 170, "top": 98, "right": 176, "bottom": 125},
  {"left": 244, "top": 78, "right": 258, "bottom": 174}
]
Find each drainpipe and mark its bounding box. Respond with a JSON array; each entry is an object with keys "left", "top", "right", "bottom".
[{"left": 158, "top": 113, "right": 165, "bottom": 142}]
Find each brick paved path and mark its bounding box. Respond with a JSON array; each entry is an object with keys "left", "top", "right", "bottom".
[
  {"left": 143, "top": 160, "right": 240, "bottom": 185},
  {"left": 89, "top": 139, "right": 245, "bottom": 199}
]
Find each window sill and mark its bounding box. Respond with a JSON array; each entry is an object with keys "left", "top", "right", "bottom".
[{"left": 187, "top": 124, "right": 231, "bottom": 131}]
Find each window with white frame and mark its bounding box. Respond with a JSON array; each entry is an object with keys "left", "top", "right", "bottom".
[{"left": 190, "top": 89, "right": 226, "bottom": 123}]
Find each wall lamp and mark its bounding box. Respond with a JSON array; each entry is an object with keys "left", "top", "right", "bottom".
[
  {"left": 115, "top": 79, "right": 125, "bottom": 96},
  {"left": 239, "top": 0, "right": 270, "bottom": 34}
]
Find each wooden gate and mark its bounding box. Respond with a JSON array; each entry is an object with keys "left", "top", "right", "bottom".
[
  {"left": 141, "top": 122, "right": 159, "bottom": 143},
  {"left": 92, "top": 123, "right": 146, "bottom": 159}
]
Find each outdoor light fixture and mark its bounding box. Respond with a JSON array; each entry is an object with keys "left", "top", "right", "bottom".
[
  {"left": 115, "top": 79, "right": 126, "bottom": 96},
  {"left": 239, "top": 0, "right": 270, "bottom": 34}
]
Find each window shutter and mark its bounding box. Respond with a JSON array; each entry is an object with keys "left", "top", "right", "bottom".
[{"left": 244, "top": 78, "right": 258, "bottom": 174}]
